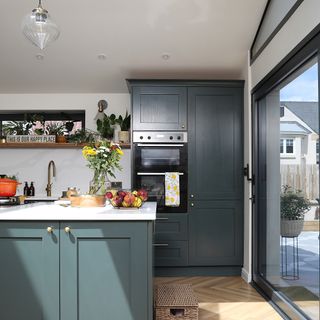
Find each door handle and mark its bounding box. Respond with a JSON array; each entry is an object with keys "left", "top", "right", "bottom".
[{"left": 47, "top": 226, "right": 54, "bottom": 233}]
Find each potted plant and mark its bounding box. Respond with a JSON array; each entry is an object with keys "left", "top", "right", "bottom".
[
  {"left": 68, "top": 129, "right": 97, "bottom": 144},
  {"left": 280, "top": 185, "right": 311, "bottom": 237},
  {"left": 117, "top": 111, "right": 131, "bottom": 143},
  {"left": 96, "top": 114, "right": 117, "bottom": 140},
  {"left": 45, "top": 122, "right": 66, "bottom": 143}
]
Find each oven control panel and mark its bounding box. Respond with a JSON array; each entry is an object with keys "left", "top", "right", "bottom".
[{"left": 133, "top": 131, "right": 187, "bottom": 143}]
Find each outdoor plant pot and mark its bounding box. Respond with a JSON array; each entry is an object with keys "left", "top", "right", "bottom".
[
  {"left": 280, "top": 219, "right": 304, "bottom": 237},
  {"left": 118, "top": 131, "right": 130, "bottom": 143}
]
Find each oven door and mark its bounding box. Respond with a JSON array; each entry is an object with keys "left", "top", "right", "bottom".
[
  {"left": 134, "top": 143, "right": 187, "bottom": 172},
  {"left": 135, "top": 172, "right": 187, "bottom": 213}
]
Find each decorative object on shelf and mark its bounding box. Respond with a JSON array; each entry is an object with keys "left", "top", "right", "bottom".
[
  {"left": 21, "top": 0, "right": 60, "bottom": 50},
  {"left": 68, "top": 129, "right": 96, "bottom": 144},
  {"left": 280, "top": 185, "right": 311, "bottom": 237},
  {"left": 94, "top": 100, "right": 108, "bottom": 121},
  {"left": 117, "top": 111, "right": 131, "bottom": 143},
  {"left": 6, "top": 135, "right": 56, "bottom": 143},
  {"left": 82, "top": 141, "right": 123, "bottom": 196},
  {"left": 106, "top": 189, "right": 148, "bottom": 208},
  {"left": 96, "top": 113, "right": 117, "bottom": 140},
  {"left": 45, "top": 121, "right": 66, "bottom": 142}
]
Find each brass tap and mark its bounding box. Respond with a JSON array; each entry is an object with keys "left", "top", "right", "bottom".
[{"left": 46, "top": 160, "right": 56, "bottom": 197}]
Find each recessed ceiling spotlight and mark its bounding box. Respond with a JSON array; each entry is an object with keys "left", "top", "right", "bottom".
[
  {"left": 97, "top": 54, "right": 107, "bottom": 60},
  {"left": 162, "top": 53, "right": 170, "bottom": 60},
  {"left": 35, "top": 53, "right": 44, "bottom": 60}
]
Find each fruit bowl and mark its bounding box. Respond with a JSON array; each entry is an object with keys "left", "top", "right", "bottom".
[{"left": 105, "top": 189, "right": 148, "bottom": 209}]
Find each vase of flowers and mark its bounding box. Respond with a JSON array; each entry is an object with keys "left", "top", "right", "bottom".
[{"left": 82, "top": 141, "right": 123, "bottom": 196}]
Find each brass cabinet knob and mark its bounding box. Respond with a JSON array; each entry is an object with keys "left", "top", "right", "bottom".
[
  {"left": 64, "top": 226, "right": 71, "bottom": 233},
  {"left": 190, "top": 194, "right": 194, "bottom": 198},
  {"left": 181, "top": 124, "right": 185, "bottom": 129},
  {"left": 190, "top": 203, "right": 194, "bottom": 207},
  {"left": 47, "top": 226, "right": 54, "bottom": 233}
]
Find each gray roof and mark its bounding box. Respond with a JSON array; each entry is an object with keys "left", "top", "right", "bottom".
[
  {"left": 281, "top": 101, "right": 318, "bottom": 133},
  {"left": 280, "top": 122, "right": 310, "bottom": 135}
]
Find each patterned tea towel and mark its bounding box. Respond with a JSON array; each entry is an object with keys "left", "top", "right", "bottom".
[{"left": 165, "top": 172, "right": 180, "bottom": 207}]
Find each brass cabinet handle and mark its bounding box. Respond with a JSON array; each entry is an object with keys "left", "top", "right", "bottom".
[
  {"left": 190, "top": 203, "right": 194, "bottom": 207},
  {"left": 47, "top": 226, "right": 54, "bottom": 233},
  {"left": 153, "top": 243, "right": 169, "bottom": 247},
  {"left": 64, "top": 226, "right": 71, "bottom": 233}
]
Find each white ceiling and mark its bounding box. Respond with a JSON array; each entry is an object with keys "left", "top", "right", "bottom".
[{"left": 0, "top": 0, "right": 267, "bottom": 93}]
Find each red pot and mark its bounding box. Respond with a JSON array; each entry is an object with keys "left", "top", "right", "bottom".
[{"left": 0, "top": 178, "right": 21, "bottom": 197}]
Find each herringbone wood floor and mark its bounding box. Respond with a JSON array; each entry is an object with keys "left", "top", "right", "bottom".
[{"left": 154, "top": 276, "right": 283, "bottom": 320}]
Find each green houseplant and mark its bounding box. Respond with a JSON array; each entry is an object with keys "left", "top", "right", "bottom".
[
  {"left": 280, "top": 185, "right": 311, "bottom": 237},
  {"left": 117, "top": 111, "right": 131, "bottom": 143},
  {"left": 96, "top": 114, "right": 117, "bottom": 140}
]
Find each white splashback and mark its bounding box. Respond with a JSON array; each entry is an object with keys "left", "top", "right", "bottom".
[{"left": 0, "top": 148, "right": 131, "bottom": 197}]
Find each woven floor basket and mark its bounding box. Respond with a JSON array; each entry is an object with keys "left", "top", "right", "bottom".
[{"left": 154, "top": 284, "right": 199, "bottom": 320}]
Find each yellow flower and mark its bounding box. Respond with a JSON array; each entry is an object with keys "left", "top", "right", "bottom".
[
  {"left": 116, "top": 148, "right": 124, "bottom": 155},
  {"left": 82, "top": 146, "right": 96, "bottom": 158}
]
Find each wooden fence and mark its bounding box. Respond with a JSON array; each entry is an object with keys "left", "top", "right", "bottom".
[{"left": 280, "top": 164, "right": 319, "bottom": 200}]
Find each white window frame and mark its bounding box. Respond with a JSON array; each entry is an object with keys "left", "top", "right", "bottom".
[{"left": 280, "top": 138, "right": 295, "bottom": 157}]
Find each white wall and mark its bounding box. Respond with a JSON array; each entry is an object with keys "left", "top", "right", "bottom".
[
  {"left": 0, "top": 93, "right": 131, "bottom": 197},
  {"left": 242, "top": 0, "right": 320, "bottom": 283}
]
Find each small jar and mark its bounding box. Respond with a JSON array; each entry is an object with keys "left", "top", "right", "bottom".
[{"left": 67, "top": 187, "right": 78, "bottom": 199}]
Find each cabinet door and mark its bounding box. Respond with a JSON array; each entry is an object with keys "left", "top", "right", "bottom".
[
  {"left": 60, "top": 221, "right": 152, "bottom": 320},
  {"left": 188, "top": 86, "right": 243, "bottom": 200},
  {"left": 188, "top": 201, "right": 243, "bottom": 265},
  {"left": 132, "top": 86, "right": 187, "bottom": 130},
  {"left": 0, "top": 222, "right": 59, "bottom": 320}
]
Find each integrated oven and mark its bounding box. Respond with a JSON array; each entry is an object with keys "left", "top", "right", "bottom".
[{"left": 133, "top": 131, "right": 187, "bottom": 213}]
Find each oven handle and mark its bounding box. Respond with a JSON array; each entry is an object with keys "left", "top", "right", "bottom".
[
  {"left": 137, "top": 172, "right": 184, "bottom": 176},
  {"left": 136, "top": 144, "right": 185, "bottom": 147}
]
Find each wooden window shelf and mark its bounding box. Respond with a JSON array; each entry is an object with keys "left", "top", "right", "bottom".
[{"left": 0, "top": 143, "right": 131, "bottom": 149}]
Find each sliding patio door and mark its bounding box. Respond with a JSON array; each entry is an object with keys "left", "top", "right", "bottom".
[{"left": 252, "top": 44, "right": 320, "bottom": 319}]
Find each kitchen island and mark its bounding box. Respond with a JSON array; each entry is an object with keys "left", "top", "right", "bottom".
[{"left": 0, "top": 202, "right": 156, "bottom": 320}]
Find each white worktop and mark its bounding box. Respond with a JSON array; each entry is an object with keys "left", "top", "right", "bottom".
[{"left": 0, "top": 202, "right": 157, "bottom": 221}]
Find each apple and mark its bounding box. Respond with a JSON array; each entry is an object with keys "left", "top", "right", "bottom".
[
  {"left": 105, "top": 192, "right": 113, "bottom": 199},
  {"left": 133, "top": 197, "right": 142, "bottom": 208},
  {"left": 111, "top": 195, "right": 123, "bottom": 207},
  {"left": 124, "top": 193, "right": 135, "bottom": 205},
  {"left": 137, "top": 189, "right": 148, "bottom": 201},
  {"left": 117, "top": 190, "right": 127, "bottom": 198}
]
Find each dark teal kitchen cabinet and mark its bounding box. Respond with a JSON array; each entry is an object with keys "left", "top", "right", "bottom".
[
  {"left": 188, "top": 84, "right": 243, "bottom": 266},
  {"left": 0, "top": 221, "right": 153, "bottom": 320},
  {"left": 60, "top": 221, "right": 153, "bottom": 320},
  {"left": 0, "top": 222, "right": 60, "bottom": 320},
  {"left": 129, "top": 83, "right": 187, "bottom": 131}
]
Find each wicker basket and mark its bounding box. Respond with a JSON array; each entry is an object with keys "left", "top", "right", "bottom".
[{"left": 154, "top": 284, "right": 198, "bottom": 320}]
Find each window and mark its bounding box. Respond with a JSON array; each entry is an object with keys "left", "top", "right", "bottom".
[
  {"left": 280, "top": 138, "right": 294, "bottom": 155},
  {"left": 251, "top": 0, "right": 304, "bottom": 63},
  {"left": 0, "top": 110, "right": 85, "bottom": 136}
]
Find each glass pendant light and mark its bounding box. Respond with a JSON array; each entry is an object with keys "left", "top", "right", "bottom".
[{"left": 22, "top": 0, "right": 60, "bottom": 50}]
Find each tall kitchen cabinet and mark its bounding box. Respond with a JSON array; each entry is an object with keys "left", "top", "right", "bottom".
[
  {"left": 128, "top": 80, "right": 244, "bottom": 275},
  {"left": 188, "top": 86, "right": 243, "bottom": 267}
]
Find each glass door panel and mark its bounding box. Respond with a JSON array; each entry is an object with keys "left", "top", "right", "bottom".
[{"left": 255, "top": 59, "right": 319, "bottom": 319}]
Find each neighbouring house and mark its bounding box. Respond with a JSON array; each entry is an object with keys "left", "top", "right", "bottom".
[
  {"left": 280, "top": 101, "right": 319, "bottom": 200},
  {"left": 280, "top": 101, "right": 318, "bottom": 165}
]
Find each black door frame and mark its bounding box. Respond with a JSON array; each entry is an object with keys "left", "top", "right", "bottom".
[{"left": 251, "top": 24, "right": 320, "bottom": 319}]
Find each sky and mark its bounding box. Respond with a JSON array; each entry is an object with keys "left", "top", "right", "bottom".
[{"left": 280, "top": 63, "right": 318, "bottom": 102}]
